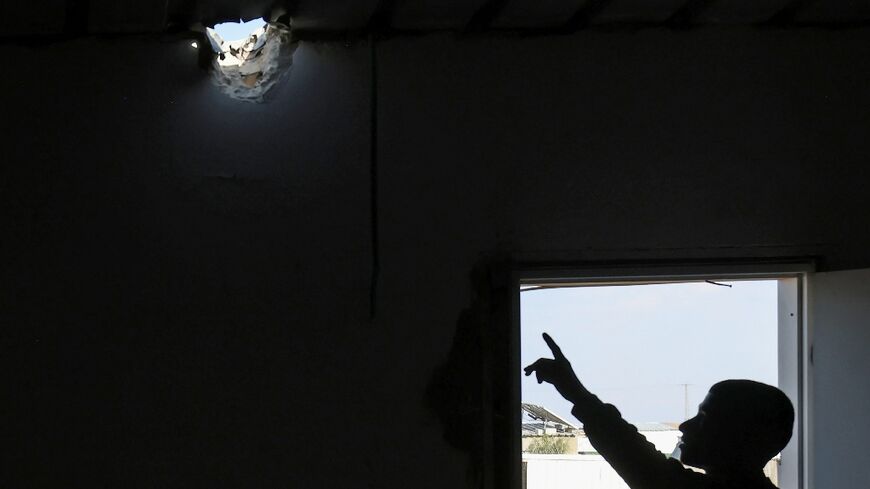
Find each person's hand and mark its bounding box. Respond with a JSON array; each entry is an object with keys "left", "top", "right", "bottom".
[{"left": 524, "top": 333, "right": 583, "bottom": 401}]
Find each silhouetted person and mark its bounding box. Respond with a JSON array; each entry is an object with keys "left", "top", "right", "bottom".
[{"left": 525, "top": 333, "right": 794, "bottom": 489}]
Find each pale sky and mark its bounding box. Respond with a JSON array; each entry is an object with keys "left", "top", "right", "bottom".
[
  {"left": 521, "top": 280, "right": 778, "bottom": 425},
  {"left": 212, "top": 18, "right": 266, "bottom": 41}
]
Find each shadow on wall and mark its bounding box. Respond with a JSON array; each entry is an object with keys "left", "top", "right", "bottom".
[{"left": 425, "top": 261, "right": 513, "bottom": 487}]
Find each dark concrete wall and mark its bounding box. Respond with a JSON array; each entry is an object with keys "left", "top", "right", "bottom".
[{"left": 2, "top": 27, "right": 869, "bottom": 488}]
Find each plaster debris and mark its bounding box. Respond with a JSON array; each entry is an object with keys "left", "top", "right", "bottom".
[{"left": 205, "top": 22, "right": 296, "bottom": 102}]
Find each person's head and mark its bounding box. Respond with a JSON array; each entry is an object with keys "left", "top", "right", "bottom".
[{"left": 678, "top": 380, "right": 794, "bottom": 472}]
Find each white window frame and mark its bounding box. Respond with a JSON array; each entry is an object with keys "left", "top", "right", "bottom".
[{"left": 508, "top": 261, "right": 814, "bottom": 489}]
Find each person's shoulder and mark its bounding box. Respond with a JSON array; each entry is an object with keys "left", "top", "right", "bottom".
[{"left": 658, "top": 459, "right": 709, "bottom": 488}]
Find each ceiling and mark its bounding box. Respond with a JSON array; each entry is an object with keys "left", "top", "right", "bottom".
[{"left": 2, "top": 0, "right": 870, "bottom": 39}]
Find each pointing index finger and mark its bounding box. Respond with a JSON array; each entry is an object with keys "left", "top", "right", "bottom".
[{"left": 542, "top": 333, "right": 564, "bottom": 360}]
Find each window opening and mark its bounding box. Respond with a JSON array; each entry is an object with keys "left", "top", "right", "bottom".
[{"left": 518, "top": 277, "right": 801, "bottom": 489}]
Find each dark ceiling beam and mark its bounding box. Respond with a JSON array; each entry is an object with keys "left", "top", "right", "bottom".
[
  {"left": 465, "top": 0, "right": 510, "bottom": 32},
  {"left": 368, "top": 0, "right": 398, "bottom": 33},
  {"left": 165, "top": 0, "right": 195, "bottom": 31},
  {"left": 271, "top": 0, "right": 300, "bottom": 26},
  {"left": 64, "top": 0, "right": 91, "bottom": 35},
  {"left": 765, "top": 0, "right": 818, "bottom": 25},
  {"left": 164, "top": 0, "right": 297, "bottom": 32},
  {"left": 563, "top": 0, "right": 612, "bottom": 32},
  {"left": 666, "top": 0, "right": 718, "bottom": 27}
]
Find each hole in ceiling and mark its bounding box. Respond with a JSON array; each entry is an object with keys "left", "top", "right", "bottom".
[
  {"left": 212, "top": 18, "right": 267, "bottom": 42},
  {"left": 203, "top": 17, "right": 296, "bottom": 103}
]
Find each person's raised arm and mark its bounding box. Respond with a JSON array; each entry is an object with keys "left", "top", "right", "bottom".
[
  {"left": 525, "top": 333, "right": 698, "bottom": 489},
  {"left": 523, "top": 333, "right": 601, "bottom": 418}
]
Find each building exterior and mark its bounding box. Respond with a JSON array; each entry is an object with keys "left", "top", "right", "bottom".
[{"left": 522, "top": 414, "right": 780, "bottom": 489}]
